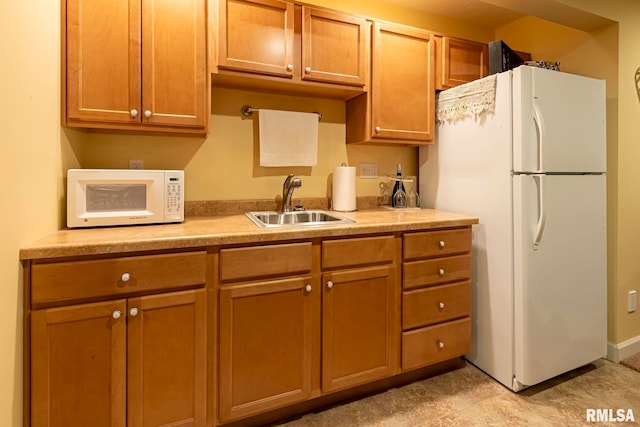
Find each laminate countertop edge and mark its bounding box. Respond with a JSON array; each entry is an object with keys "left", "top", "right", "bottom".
[{"left": 20, "top": 208, "right": 479, "bottom": 261}]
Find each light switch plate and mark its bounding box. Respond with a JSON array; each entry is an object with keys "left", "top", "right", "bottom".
[{"left": 629, "top": 290, "right": 637, "bottom": 312}]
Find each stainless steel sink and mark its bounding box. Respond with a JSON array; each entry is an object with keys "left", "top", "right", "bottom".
[{"left": 246, "top": 210, "right": 354, "bottom": 228}]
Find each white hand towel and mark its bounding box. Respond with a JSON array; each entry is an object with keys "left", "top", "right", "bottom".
[{"left": 259, "top": 109, "right": 318, "bottom": 167}]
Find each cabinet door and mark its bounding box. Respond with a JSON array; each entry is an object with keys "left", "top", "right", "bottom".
[
  {"left": 141, "top": 0, "right": 207, "bottom": 128},
  {"left": 437, "top": 36, "right": 488, "bottom": 90},
  {"left": 301, "top": 7, "right": 368, "bottom": 86},
  {"left": 218, "top": 0, "right": 295, "bottom": 78},
  {"left": 127, "top": 289, "right": 207, "bottom": 427},
  {"left": 219, "top": 277, "right": 314, "bottom": 422},
  {"left": 65, "top": 0, "right": 140, "bottom": 124},
  {"left": 322, "top": 266, "right": 396, "bottom": 392},
  {"left": 371, "top": 23, "right": 434, "bottom": 142},
  {"left": 31, "top": 300, "right": 127, "bottom": 427}
]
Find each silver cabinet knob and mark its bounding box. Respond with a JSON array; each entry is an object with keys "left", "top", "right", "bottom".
[
  {"left": 305, "top": 284, "right": 312, "bottom": 293},
  {"left": 438, "top": 341, "right": 445, "bottom": 349},
  {"left": 305, "top": 66, "right": 312, "bottom": 74},
  {"left": 327, "top": 280, "right": 334, "bottom": 289},
  {"left": 130, "top": 109, "right": 139, "bottom": 118},
  {"left": 112, "top": 310, "right": 122, "bottom": 319},
  {"left": 129, "top": 307, "right": 139, "bottom": 317},
  {"left": 121, "top": 272, "right": 131, "bottom": 282},
  {"left": 375, "top": 126, "right": 381, "bottom": 134},
  {"left": 439, "top": 240, "right": 446, "bottom": 248},
  {"left": 438, "top": 302, "right": 445, "bottom": 310},
  {"left": 438, "top": 268, "right": 445, "bottom": 276},
  {"left": 287, "top": 64, "right": 294, "bottom": 71},
  {"left": 144, "top": 110, "right": 152, "bottom": 118}
]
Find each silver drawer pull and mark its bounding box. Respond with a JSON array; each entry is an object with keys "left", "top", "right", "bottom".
[
  {"left": 327, "top": 280, "right": 334, "bottom": 289},
  {"left": 112, "top": 310, "right": 122, "bottom": 319},
  {"left": 438, "top": 268, "right": 445, "bottom": 276},
  {"left": 439, "top": 240, "right": 445, "bottom": 248},
  {"left": 305, "top": 284, "right": 312, "bottom": 293},
  {"left": 438, "top": 302, "right": 445, "bottom": 310},
  {"left": 438, "top": 341, "right": 445, "bottom": 349},
  {"left": 121, "top": 272, "right": 131, "bottom": 282},
  {"left": 129, "top": 307, "right": 139, "bottom": 317}
]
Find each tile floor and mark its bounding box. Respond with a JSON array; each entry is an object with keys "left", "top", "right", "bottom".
[{"left": 279, "top": 359, "right": 640, "bottom": 426}]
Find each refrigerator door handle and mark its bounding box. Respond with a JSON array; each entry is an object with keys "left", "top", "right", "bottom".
[
  {"left": 532, "top": 103, "right": 544, "bottom": 173},
  {"left": 533, "top": 175, "right": 546, "bottom": 249}
]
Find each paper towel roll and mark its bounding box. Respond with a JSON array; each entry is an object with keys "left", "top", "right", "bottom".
[{"left": 332, "top": 165, "right": 356, "bottom": 212}]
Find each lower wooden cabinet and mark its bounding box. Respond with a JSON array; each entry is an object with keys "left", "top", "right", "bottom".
[
  {"left": 322, "top": 266, "right": 396, "bottom": 392},
  {"left": 218, "top": 277, "right": 314, "bottom": 423},
  {"left": 401, "top": 227, "right": 473, "bottom": 371},
  {"left": 25, "top": 227, "right": 473, "bottom": 426},
  {"left": 30, "top": 289, "right": 206, "bottom": 427},
  {"left": 217, "top": 236, "right": 399, "bottom": 423},
  {"left": 402, "top": 317, "right": 471, "bottom": 370}
]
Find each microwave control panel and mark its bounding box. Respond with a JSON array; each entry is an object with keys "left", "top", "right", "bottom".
[{"left": 165, "top": 171, "right": 184, "bottom": 220}]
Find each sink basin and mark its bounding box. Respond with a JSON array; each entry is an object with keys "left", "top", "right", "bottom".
[{"left": 246, "top": 210, "right": 354, "bottom": 228}]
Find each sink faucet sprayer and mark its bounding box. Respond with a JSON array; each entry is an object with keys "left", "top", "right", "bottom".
[{"left": 282, "top": 174, "right": 302, "bottom": 212}]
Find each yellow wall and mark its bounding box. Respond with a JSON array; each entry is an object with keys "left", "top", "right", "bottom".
[
  {"left": 1, "top": 1, "right": 79, "bottom": 425},
  {"left": 2, "top": 0, "right": 638, "bottom": 425}
]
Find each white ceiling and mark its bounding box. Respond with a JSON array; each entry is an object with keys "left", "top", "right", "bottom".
[{"left": 379, "top": 0, "right": 614, "bottom": 31}]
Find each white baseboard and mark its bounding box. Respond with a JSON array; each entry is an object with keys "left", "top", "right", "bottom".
[{"left": 607, "top": 335, "right": 640, "bottom": 362}]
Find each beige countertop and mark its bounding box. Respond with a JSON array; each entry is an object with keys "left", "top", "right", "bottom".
[{"left": 20, "top": 208, "right": 478, "bottom": 261}]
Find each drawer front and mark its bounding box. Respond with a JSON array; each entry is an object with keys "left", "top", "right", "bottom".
[
  {"left": 403, "top": 254, "right": 470, "bottom": 289},
  {"left": 219, "top": 242, "right": 312, "bottom": 282},
  {"left": 322, "top": 235, "right": 394, "bottom": 269},
  {"left": 402, "top": 317, "right": 471, "bottom": 370},
  {"left": 404, "top": 228, "right": 471, "bottom": 260},
  {"left": 403, "top": 282, "right": 470, "bottom": 330},
  {"left": 31, "top": 251, "right": 207, "bottom": 306}
]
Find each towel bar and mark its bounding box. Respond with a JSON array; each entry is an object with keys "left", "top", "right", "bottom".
[{"left": 241, "top": 105, "right": 322, "bottom": 121}]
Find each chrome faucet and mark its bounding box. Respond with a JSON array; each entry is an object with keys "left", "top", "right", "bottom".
[{"left": 282, "top": 174, "right": 302, "bottom": 212}]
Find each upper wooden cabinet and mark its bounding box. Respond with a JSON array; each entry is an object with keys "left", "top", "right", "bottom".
[
  {"left": 347, "top": 22, "right": 435, "bottom": 145},
  {"left": 64, "top": 0, "right": 208, "bottom": 133},
  {"left": 435, "top": 36, "right": 489, "bottom": 90},
  {"left": 301, "top": 7, "right": 367, "bottom": 86},
  {"left": 213, "top": 0, "right": 369, "bottom": 97},
  {"left": 217, "top": 0, "right": 295, "bottom": 78}
]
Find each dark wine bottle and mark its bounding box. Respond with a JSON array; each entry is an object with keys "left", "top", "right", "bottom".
[{"left": 391, "top": 163, "right": 406, "bottom": 208}]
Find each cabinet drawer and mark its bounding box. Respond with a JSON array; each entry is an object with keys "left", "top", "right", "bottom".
[
  {"left": 31, "top": 251, "right": 207, "bottom": 306},
  {"left": 219, "top": 242, "right": 312, "bottom": 282},
  {"left": 322, "top": 235, "right": 394, "bottom": 269},
  {"left": 403, "top": 254, "right": 470, "bottom": 289},
  {"left": 403, "top": 228, "right": 471, "bottom": 260},
  {"left": 402, "top": 317, "right": 470, "bottom": 370},
  {"left": 403, "top": 282, "right": 470, "bottom": 330}
]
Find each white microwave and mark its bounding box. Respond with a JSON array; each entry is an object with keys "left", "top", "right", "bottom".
[{"left": 67, "top": 169, "right": 184, "bottom": 228}]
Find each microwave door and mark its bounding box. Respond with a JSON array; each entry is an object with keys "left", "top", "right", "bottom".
[{"left": 86, "top": 184, "right": 149, "bottom": 213}]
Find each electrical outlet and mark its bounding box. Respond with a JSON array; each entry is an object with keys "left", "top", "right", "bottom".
[
  {"left": 359, "top": 162, "right": 378, "bottom": 178},
  {"left": 129, "top": 159, "right": 144, "bottom": 169},
  {"left": 629, "top": 290, "right": 637, "bottom": 313}
]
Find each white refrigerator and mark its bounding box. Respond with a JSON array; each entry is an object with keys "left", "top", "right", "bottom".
[{"left": 419, "top": 66, "right": 607, "bottom": 391}]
